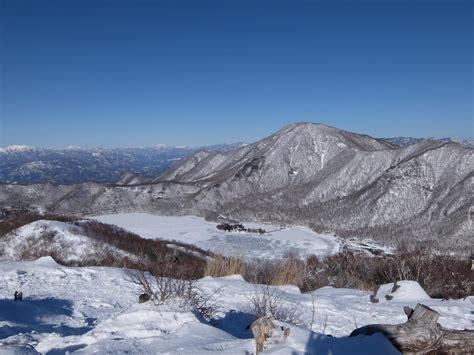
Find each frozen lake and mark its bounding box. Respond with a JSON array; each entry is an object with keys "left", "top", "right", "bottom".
[{"left": 93, "top": 213, "right": 340, "bottom": 260}]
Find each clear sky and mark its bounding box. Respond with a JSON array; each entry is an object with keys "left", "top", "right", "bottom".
[{"left": 1, "top": 0, "right": 472, "bottom": 148}]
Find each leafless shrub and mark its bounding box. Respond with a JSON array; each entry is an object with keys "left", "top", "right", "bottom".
[
  {"left": 126, "top": 267, "right": 221, "bottom": 321},
  {"left": 126, "top": 263, "right": 197, "bottom": 303},
  {"left": 126, "top": 269, "right": 155, "bottom": 298},
  {"left": 185, "top": 284, "right": 224, "bottom": 321},
  {"left": 241, "top": 245, "right": 471, "bottom": 299},
  {"left": 247, "top": 286, "right": 302, "bottom": 325},
  {"left": 243, "top": 259, "right": 276, "bottom": 285},
  {"left": 300, "top": 246, "right": 472, "bottom": 299}
]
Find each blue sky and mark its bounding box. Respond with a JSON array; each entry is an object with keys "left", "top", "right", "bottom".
[{"left": 1, "top": 0, "right": 472, "bottom": 148}]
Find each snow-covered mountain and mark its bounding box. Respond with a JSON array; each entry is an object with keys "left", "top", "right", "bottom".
[
  {"left": 2, "top": 134, "right": 472, "bottom": 185},
  {"left": 0, "top": 143, "right": 243, "bottom": 185},
  {"left": 0, "top": 123, "right": 472, "bottom": 252},
  {"left": 0, "top": 145, "right": 37, "bottom": 154},
  {"left": 2, "top": 133, "right": 471, "bottom": 185}
]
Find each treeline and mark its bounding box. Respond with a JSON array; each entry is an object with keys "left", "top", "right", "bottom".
[
  {"left": 207, "top": 244, "right": 472, "bottom": 299},
  {"left": 75, "top": 220, "right": 210, "bottom": 279},
  {"left": 217, "top": 223, "right": 265, "bottom": 235}
]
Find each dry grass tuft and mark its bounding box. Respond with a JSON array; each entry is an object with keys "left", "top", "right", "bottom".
[{"left": 205, "top": 255, "right": 246, "bottom": 277}]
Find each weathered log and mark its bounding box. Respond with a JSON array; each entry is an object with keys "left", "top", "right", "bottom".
[{"left": 350, "top": 303, "right": 474, "bottom": 354}]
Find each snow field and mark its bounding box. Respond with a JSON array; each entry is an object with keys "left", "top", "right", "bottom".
[{"left": 0, "top": 258, "right": 472, "bottom": 354}]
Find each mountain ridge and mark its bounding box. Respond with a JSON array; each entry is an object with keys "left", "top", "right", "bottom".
[
  {"left": 1, "top": 123, "right": 472, "bottom": 185},
  {"left": 0, "top": 122, "right": 472, "bottom": 254},
  {"left": 0, "top": 143, "right": 243, "bottom": 185}
]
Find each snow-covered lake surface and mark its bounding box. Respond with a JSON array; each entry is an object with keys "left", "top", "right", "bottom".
[
  {"left": 1, "top": 257, "right": 472, "bottom": 354},
  {"left": 93, "top": 213, "right": 341, "bottom": 260}
]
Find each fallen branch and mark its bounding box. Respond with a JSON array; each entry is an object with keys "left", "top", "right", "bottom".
[{"left": 350, "top": 303, "right": 474, "bottom": 354}]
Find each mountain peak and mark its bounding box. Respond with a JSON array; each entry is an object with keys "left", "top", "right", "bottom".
[
  {"left": 0, "top": 145, "right": 36, "bottom": 154},
  {"left": 270, "top": 122, "right": 393, "bottom": 152},
  {"left": 279, "top": 122, "right": 334, "bottom": 133}
]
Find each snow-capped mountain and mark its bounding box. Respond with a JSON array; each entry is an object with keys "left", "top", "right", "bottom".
[
  {"left": 0, "top": 143, "right": 243, "bottom": 185},
  {"left": 0, "top": 145, "right": 37, "bottom": 154},
  {"left": 0, "top": 123, "right": 472, "bottom": 253},
  {"left": 2, "top": 133, "right": 471, "bottom": 185}
]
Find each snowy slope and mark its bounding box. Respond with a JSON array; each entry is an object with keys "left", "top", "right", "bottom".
[
  {"left": 1, "top": 258, "right": 472, "bottom": 354},
  {"left": 158, "top": 151, "right": 229, "bottom": 182},
  {"left": 0, "top": 220, "right": 132, "bottom": 263},
  {"left": 152, "top": 122, "right": 397, "bottom": 186},
  {"left": 93, "top": 213, "right": 341, "bottom": 260}
]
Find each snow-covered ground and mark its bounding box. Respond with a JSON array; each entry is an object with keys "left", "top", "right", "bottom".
[
  {"left": 1, "top": 258, "right": 472, "bottom": 354},
  {"left": 93, "top": 213, "right": 341, "bottom": 260},
  {"left": 0, "top": 220, "right": 132, "bottom": 263}
]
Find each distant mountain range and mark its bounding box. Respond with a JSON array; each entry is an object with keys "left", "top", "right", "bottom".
[
  {"left": 1, "top": 122, "right": 472, "bottom": 254},
  {"left": 0, "top": 143, "right": 243, "bottom": 185},
  {"left": 381, "top": 137, "right": 474, "bottom": 148},
  {"left": 0, "top": 134, "right": 472, "bottom": 185}
]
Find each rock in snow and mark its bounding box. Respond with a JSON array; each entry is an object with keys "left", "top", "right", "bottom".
[{"left": 375, "top": 281, "right": 431, "bottom": 304}]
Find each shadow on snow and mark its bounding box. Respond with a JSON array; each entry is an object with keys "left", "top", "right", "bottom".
[
  {"left": 0, "top": 297, "right": 95, "bottom": 340},
  {"left": 291, "top": 330, "right": 399, "bottom": 355},
  {"left": 214, "top": 310, "right": 255, "bottom": 339}
]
